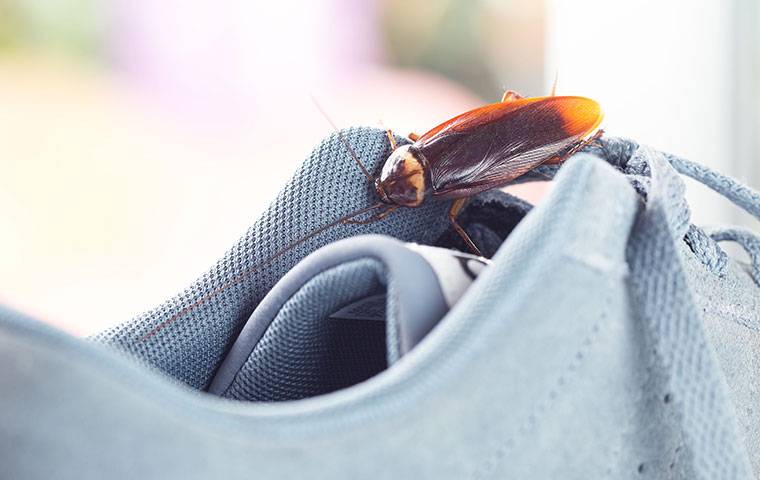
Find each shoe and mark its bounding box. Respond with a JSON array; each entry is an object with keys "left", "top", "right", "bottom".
[{"left": 1, "top": 127, "right": 758, "bottom": 479}]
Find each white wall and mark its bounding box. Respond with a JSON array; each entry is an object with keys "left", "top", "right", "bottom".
[{"left": 546, "top": 0, "right": 757, "bottom": 228}]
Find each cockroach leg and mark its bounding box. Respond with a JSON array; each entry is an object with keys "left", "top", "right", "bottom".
[
  {"left": 544, "top": 129, "right": 605, "bottom": 165},
  {"left": 408, "top": 132, "right": 420, "bottom": 142},
  {"left": 587, "top": 128, "right": 605, "bottom": 148},
  {"left": 385, "top": 128, "right": 398, "bottom": 150},
  {"left": 342, "top": 205, "right": 399, "bottom": 225},
  {"left": 448, "top": 198, "right": 483, "bottom": 257},
  {"left": 572, "top": 128, "right": 605, "bottom": 154},
  {"left": 501, "top": 90, "right": 524, "bottom": 103}
]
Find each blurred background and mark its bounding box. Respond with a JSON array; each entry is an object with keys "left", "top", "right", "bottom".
[{"left": 1, "top": 0, "right": 758, "bottom": 334}]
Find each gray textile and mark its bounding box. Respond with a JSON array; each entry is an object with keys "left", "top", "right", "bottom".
[
  {"left": 222, "top": 258, "right": 388, "bottom": 402},
  {"left": 0, "top": 127, "right": 758, "bottom": 479},
  {"left": 91, "top": 128, "right": 456, "bottom": 389},
  {"left": 624, "top": 147, "right": 752, "bottom": 478}
]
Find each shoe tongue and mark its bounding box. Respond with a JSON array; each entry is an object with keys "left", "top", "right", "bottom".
[
  {"left": 208, "top": 236, "right": 489, "bottom": 401},
  {"left": 405, "top": 243, "right": 490, "bottom": 309}
]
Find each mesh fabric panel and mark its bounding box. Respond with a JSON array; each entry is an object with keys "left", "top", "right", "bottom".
[
  {"left": 92, "top": 128, "right": 456, "bottom": 389},
  {"left": 223, "top": 259, "right": 387, "bottom": 402}
]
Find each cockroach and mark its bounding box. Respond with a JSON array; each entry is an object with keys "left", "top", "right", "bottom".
[
  {"left": 321, "top": 89, "right": 604, "bottom": 256},
  {"left": 141, "top": 89, "right": 602, "bottom": 339}
]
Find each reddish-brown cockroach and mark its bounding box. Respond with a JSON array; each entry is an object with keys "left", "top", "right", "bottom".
[
  {"left": 322, "top": 89, "right": 604, "bottom": 255},
  {"left": 141, "top": 89, "right": 602, "bottom": 339}
]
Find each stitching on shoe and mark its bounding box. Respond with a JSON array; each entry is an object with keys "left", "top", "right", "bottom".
[
  {"left": 470, "top": 294, "right": 607, "bottom": 479},
  {"left": 563, "top": 252, "right": 630, "bottom": 277},
  {"left": 701, "top": 307, "right": 760, "bottom": 333}
]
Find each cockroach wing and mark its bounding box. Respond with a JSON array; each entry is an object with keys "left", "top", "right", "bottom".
[{"left": 415, "top": 96, "right": 602, "bottom": 199}]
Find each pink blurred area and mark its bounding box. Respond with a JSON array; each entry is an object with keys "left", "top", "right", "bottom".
[{"left": 0, "top": 1, "right": 548, "bottom": 335}]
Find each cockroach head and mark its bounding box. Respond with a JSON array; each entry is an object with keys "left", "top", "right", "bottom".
[{"left": 376, "top": 144, "right": 427, "bottom": 207}]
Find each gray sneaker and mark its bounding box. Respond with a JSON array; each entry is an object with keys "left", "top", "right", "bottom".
[{"left": 0, "top": 127, "right": 758, "bottom": 479}]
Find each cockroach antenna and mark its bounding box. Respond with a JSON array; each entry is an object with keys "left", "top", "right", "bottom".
[
  {"left": 378, "top": 119, "right": 398, "bottom": 150},
  {"left": 550, "top": 70, "right": 559, "bottom": 96},
  {"left": 309, "top": 95, "right": 375, "bottom": 183},
  {"left": 140, "top": 97, "right": 402, "bottom": 341},
  {"left": 139, "top": 197, "right": 386, "bottom": 340}
]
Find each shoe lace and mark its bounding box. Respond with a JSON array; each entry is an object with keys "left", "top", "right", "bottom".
[
  {"left": 524, "top": 138, "right": 760, "bottom": 284},
  {"left": 659, "top": 148, "right": 759, "bottom": 284}
]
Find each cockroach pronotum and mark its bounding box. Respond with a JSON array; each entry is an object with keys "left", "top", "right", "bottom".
[
  {"left": 320, "top": 89, "right": 604, "bottom": 256},
  {"left": 141, "top": 89, "right": 603, "bottom": 339}
]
